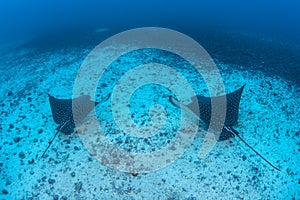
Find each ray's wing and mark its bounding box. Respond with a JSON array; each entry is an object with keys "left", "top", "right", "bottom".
[
  {"left": 186, "top": 85, "right": 245, "bottom": 140},
  {"left": 72, "top": 95, "right": 99, "bottom": 123},
  {"left": 223, "top": 84, "right": 245, "bottom": 126},
  {"left": 43, "top": 93, "right": 109, "bottom": 157},
  {"left": 189, "top": 95, "right": 211, "bottom": 126},
  {"left": 47, "top": 94, "right": 99, "bottom": 134},
  {"left": 187, "top": 85, "right": 245, "bottom": 127},
  {"left": 47, "top": 93, "right": 72, "bottom": 124}
]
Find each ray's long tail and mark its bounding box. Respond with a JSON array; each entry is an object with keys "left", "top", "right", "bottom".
[
  {"left": 41, "top": 120, "right": 70, "bottom": 158},
  {"left": 224, "top": 126, "right": 281, "bottom": 171}
]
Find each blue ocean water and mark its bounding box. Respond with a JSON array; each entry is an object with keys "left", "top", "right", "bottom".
[{"left": 0, "top": 1, "right": 299, "bottom": 199}]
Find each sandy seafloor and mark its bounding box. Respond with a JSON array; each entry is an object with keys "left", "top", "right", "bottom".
[{"left": 0, "top": 36, "right": 300, "bottom": 200}]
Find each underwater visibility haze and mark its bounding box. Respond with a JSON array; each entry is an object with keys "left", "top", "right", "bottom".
[{"left": 0, "top": 0, "right": 300, "bottom": 199}]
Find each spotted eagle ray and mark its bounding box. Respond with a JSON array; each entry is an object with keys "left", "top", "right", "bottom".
[
  {"left": 169, "top": 84, "right": 280, "bottom": 171},
  {"left": 41, "top": 93, "right": 110, "bottom": 158}
]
